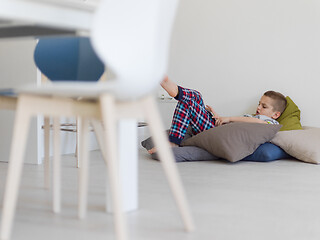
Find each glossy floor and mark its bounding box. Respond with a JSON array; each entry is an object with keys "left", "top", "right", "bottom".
[{"left": 0, "top": 148, "right": 319, "bottom": 240}]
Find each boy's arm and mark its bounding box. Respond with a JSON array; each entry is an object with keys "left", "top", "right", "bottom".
[{"left": 215, "top": 116, "right": 267, "bottom": 126}]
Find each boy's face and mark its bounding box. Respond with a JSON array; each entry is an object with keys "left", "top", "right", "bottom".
[{"left": 256, "top": 95, "right": 281, "bottom": 119}]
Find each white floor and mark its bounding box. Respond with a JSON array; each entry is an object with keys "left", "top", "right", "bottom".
[{"left": 0, "top": 147, "right": 320, "bottom": 240}]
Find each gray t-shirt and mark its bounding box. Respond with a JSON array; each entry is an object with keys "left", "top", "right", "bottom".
[{"left": 243, "top": 114, "right": 279, "bottom": 125}]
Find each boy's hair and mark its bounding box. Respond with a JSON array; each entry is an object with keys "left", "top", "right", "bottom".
[{"left": 263, "top": 90, "right": 287, "bottom": 114}]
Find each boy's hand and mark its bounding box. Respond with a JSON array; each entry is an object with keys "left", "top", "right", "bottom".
[
  {"left": 205, "top": 105, "right": 219, "bottom": 118},
  {"left": 215, "top": 117, "right": 230, "bottom": 126}
]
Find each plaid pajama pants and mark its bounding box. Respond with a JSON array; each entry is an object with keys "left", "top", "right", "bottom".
[{"left": 169, "top": 86, "right": 216, "bottom": 145}]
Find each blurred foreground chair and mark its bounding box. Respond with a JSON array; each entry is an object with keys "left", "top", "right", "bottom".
[{"left": 0, "top": 1, "right": 194, "bottom": 240}]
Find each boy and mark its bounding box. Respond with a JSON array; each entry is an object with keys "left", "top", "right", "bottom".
[{"left": 148, "top": 76, "right": 287, "bottom": 154}]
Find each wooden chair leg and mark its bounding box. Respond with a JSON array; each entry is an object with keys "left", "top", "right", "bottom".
[
  {"left": 52, "top": 117, "right": 61, "bottom": 213},
  {"left": 78, "top": 117, "right": 90, "bottom": 219},
  {"left": 100, "top": 94, "right": 127, "bottom": 240},
  {"left": 76, "top": 117, "right": 81, "bottom": 168},
  {"left": 90, "top": 120, "right": 110, "bottom": 212},
  {"left": 44, "top": 116, "right": 50, "bottom": 189},
  {"left": 141, "top": 95, "right": 195, "bottom": 232},
  {"left": 91, "top": 119, "right": 107, "bottom": 159},
  {"left": 0, "top": 96, "right": 32, "bottom": 240}
]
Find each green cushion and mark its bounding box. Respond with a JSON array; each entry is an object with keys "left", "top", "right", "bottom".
[{"left": 277, "top": 96, "right": 302, "bottom": 131}]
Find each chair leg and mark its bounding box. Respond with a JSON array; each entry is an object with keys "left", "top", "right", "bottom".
[
  {"left": 100, "top": 94, "right": 127, "bottom": 240},
  {"left": 52, "top": 117, "right": 61, "bottom": 213},
  {"left": 90, "top": 120, "right": 110, "bottom": 212},
  {"left": 141, "top": 95, "right": 195, "bottom": 232},
  {"left": 44, "top": 116, "right": 50, "bottom": 189},
  {"left": 75, "top": 117, "right": 81, "bottom": 168},
  {"left": 78, "top": 117, "right": 90, "bottom": 219},
  {"left": 91, "top": 119, "right": 106, "bottom": 159},
  {"left": 0, "top": 97, "right": 32, "bottom": 240}
]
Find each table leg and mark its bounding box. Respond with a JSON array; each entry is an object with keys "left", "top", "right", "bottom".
[{"left": 106, "top": 119, "right": 138, "bottom": 213}]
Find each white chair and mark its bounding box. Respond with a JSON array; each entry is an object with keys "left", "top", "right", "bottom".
[{"left": 0, "top": 1, "right": 194, "bottom": 240}]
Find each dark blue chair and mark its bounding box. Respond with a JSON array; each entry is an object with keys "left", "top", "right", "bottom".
[
  {"left": 0, "top": 36, "right": 105, "bottom": 213},
  {"left": 33, "top": 36, "right": 105, "bottom": 181},
  {"left": 0, "top": 36, "right": 106, "bottom": 168}
]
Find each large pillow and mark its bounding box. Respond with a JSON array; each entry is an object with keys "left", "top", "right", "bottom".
[
  {"left": 141, "top": 127, "right": 193, "bottom": 151},
  {"left": 141, "top": 127, "right": 206, "bottom": 162},
  {"left": 277, "top": 96, "right": 302, "bottom": 131},
  {"left": 242, "top": 142, "right": 291, "bottom": 162},
  {"left": 142, "top": 137, "right": 290, "bottom": 163},
  {"left": 150, "top": 143, "right": 290, "bottom": 162},
  {"left": 271, "top": 127, "right": 320, "bottom": 164},
  {"left": 149, "top": 146, "right": 219, "bottom": 162},
  {"left": 181, "top": 122, "right": 281, "bottom": 162},
  {"left": 141, "top": 125, "right": 287, "bottom": 163}
]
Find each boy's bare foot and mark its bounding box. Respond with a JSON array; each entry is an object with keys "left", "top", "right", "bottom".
[
  {"left": 160, "top": 76, "right": 179, "bottom": 98},
  {"left": 148, "top": 142, "right": 179, "bottom": 154},
  {"left": 148, "top": 147, "right": 157, "bottom": 154}
]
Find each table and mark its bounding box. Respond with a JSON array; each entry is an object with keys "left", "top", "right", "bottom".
[{"left": 0, "top": 0, "right": 92, "bottom": 36}]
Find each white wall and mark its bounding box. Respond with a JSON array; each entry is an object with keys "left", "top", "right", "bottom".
[{"left": 163, "top": 0, "right": 320, "bottom": 127}]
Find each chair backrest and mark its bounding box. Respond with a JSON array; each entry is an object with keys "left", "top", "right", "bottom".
[
  {"left": 34, "top": 37, "right": 105, "bottom": 81},
  {"left": 91, "top": 0, "right": 179, "bottom": 99}
]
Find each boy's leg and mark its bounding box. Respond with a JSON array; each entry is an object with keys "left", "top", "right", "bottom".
[
  {"left": 160, "top": 76, "right": 179, "bottom": 98},
  {"left": 147, "top": 77, "right": 179, "bottom": 154},
  {"left": 147, "top": 77, "right": 214, "bottom": 154},
  {"left": 169, "top": 86, "right": 215, "bottom": 145}
]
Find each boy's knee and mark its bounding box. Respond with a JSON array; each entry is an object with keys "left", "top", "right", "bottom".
[
  {"left": 179, "top": 87, "right": 203, "bottom": 104},
  {"left": 191, "top": 90, "right": 202, "bottom": 102}
]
